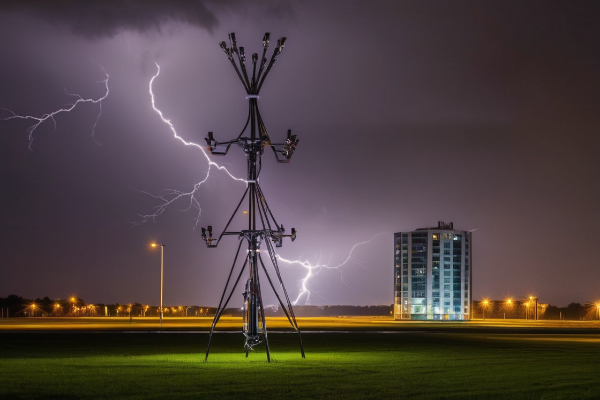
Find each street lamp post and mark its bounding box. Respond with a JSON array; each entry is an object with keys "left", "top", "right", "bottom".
[
  {"left": 151, "top": 243, "right": 164, "bottom": 326},
  {"left": 482, "top": 300, "right": 489, "bottom": 321},
  {"left": 529, "top": 296, "right": 538, "bottom": 321},
  {"left": 70, "top": 297, "right": 76, "bottom": 316}
]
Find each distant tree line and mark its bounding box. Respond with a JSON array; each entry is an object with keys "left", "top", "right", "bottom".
[
  {"left": 5, "top": 294, "right": 596, "bottom": 320},
  {"left": 0, "top": 295, "right": 99, "bottom": 317},
  {"left": 544, "top": 303, "right": 597, "bottom": 320},
  {"left": 473, "top": 300, "right": 598, "bottom": 320},
  {"left": 0, "top": 295, "right": 222, "bottom": 318},
  {"left": 0, "top": 295, "right": 393, "bottom": 318}
]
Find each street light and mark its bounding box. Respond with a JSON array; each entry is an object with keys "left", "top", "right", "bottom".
[
  {"left": 529, "top": 296, "right": 533, "bottom": 320},
  {"left": 505, "top": 298, "right": 513, "bottom": 319},
  {"left": 482, "top": 299, "right": 489, "bottom": 321},
  {"left": 151, "top": 242, "right": 164, "bottom": 326},
  {"left": 529, "top": 296, "right": 538, "bottom": 320},
  {"left": 70, "top": 297, "right": 76, "bottom": 315}
]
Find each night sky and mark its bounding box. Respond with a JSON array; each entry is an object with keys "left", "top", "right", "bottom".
[{"left": 1, "top": 1, "right": 599, "bottom": 308}]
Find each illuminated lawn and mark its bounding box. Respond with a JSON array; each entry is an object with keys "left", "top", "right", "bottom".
[{"left": 2, "top": 323, "right": 600, "bottom": 399}]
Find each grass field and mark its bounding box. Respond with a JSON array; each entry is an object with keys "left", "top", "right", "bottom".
[{"left": 1, "top": 317, "right": 600, "bottom": 399}]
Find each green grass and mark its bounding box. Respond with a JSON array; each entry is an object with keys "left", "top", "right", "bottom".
[{"left": 2, "top": 329, "right": 600, "bottom": 399}]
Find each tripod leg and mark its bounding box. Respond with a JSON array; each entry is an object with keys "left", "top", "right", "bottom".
[
  {"left": 255, "top": 265, "right": 271, "bottom": 362},
  {"left": 205, "top": 244, "right": 248, "bottom": 361}
]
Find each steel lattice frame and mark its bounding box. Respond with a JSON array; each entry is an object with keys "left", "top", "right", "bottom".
[{"left": 202, "top": 32, "right": 303, "bottom": 362}]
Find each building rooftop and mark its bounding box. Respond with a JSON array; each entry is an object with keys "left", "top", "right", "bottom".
[{"left": 416, "top": 221, "right": 455, "bottom": 231}]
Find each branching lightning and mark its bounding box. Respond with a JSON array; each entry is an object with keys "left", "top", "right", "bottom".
[
  {"left": 142, "top": 63, "right": 387, "bottom": 306},
  {"left": 134, "top": 63, "right": 246, "bottom": 226},
  {"left": 277, "top": 232, "right": 389, "bottom": 305},
  {"left": 0, "top": 70, "right": 109, "bottom": 148}
]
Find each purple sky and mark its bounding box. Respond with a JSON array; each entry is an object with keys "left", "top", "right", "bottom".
[{"left": 1, "top": 1, "right": 599, "bottom": 308}]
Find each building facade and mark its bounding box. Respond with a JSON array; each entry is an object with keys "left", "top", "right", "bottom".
[{"left": 394, "top": 221, "right": 472, "bottom": 320}]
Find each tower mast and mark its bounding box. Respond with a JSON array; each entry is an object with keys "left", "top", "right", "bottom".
[{"left": 202, "top": 33, "right": 303, "bottom": 361}]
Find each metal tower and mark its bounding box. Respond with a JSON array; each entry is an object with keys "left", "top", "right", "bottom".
[{"left": 202, "top": 32, "right": 304, "bottom": 362}]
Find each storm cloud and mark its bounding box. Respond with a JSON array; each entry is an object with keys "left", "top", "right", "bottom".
[{"left": 0, "top": 0, "right": 242, "bottom": 38}]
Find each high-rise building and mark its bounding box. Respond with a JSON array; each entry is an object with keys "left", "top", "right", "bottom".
[{"left": 394, "top": 222, "right": 472, "bottom": 320}]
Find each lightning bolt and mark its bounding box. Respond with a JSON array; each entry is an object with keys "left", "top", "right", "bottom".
[
  {"left": 276, "top": 232, "right": 389, "bottom": 305},
  {"left": 134, "top": 63, "right": 246, "bottom": 227},
  {"left": 141, "top": 64, "right": 387, "bottom": 307},
  {"left": 0, "top": 70, "right": 109, "bottom": 148}
]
